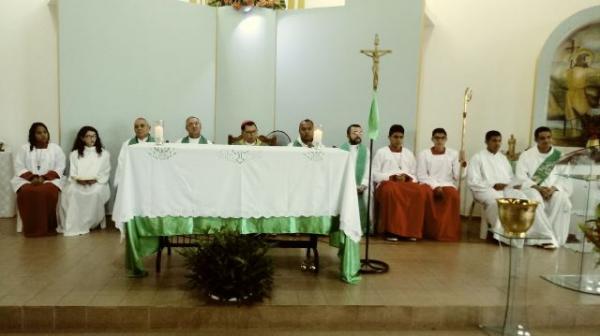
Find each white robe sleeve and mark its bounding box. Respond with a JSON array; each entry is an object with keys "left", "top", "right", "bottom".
[
  {"left": 466, "top": 153, "right": 492, "bottom": 192},
  {"left": 416, "top": 151, "right": 436, "bottom": 188},
  {"left": 97, "top": 150, "right": 111, "bottom": 184},
  {"left": 406, "top": 150, "right": 417, "bottom": 181},
  {"left": 51, "top": 144, "right": 66, "bottom": 176},
  {"left": 515, "top": 151, "right": 536, "bottom": 189},
  {"left": 452, "top": 150, "right": 461, "bottom": 183},
  {"left": 372, "top": 149, "right": 391, "bottom": 184},
  {"left": 68, "top": 151, "right": 78, "bottom": 181}
]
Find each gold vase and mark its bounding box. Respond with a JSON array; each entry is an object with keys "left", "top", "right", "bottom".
[{"left": 497, "top": 198, "right": 538, "bottom": 238}]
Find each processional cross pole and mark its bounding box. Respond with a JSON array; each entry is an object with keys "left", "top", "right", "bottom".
[{"left": 358, "top": 34, "right": 391, "bottom": 274}]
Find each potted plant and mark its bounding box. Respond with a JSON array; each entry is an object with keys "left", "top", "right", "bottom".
[{"left": 182, "top": 230, "right": 274, "bottom": 304}]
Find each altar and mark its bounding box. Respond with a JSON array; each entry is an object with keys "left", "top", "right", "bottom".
[{"left": 111, "top": 143, "right": 362, "bottom": 283}]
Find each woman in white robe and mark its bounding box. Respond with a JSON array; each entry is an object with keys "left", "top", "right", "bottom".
[
  {"left": 59, "top": 126, "right": 111, "bottom": 236},
  {"left": 11, "top": 122, "right": 66, "bottom": 237}
]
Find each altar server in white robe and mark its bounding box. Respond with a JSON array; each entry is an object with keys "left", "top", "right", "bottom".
[
  {"left": 467, "top": 130, "right": 556, "bottom": 246},
  {"left": 417, "top": 128, "right": 463, "bottom": 241},
  {"left": 515, "top": 126, "right": 572, "bottom": 246},
  {"left": 114, "top": 117, "right": 154, "bottom": 187},
  {"left": 59, "top": 126, "right": 111, "bottom": 236},
  {"left": 176, "top": 116, "right": 212, "bottom": 144},
  {"left": 12, "top": 122, "right": 66, "bottom": 237}
]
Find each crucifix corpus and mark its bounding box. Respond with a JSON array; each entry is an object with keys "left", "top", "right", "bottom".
[{"left": 360, "top": 34, "right": 392, "bottom": 91}]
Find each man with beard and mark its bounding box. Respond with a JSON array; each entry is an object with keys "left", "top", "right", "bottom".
[{"left": 340, "top": 124, "right": 370, "bottom": 232}]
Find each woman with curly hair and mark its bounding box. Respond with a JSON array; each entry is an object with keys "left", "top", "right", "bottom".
[
  {"left": 11, "top": 122, "right": 66, "bottom": 237},
  {"left": 59, "top": 126, "right": 111, "bottom": 236}
]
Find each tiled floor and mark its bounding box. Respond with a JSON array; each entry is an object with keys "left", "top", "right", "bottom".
[
  {"left": 1, "top": 217, "right": 600, "bottom": 333},
  {"left": 0, "top": 217, "right": 598, "bottom": 308},
  {"left": 2, "top": 328, "right": 600, "bottom": 336}
]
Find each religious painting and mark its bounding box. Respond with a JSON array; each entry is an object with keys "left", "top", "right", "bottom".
[{"left": 547, "top": 22, "right": 600, "bottom": 147}]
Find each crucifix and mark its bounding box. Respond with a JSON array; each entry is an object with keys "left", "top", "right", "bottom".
[{"left": 360, "top": 34, "right": 392, "bottom": 91}]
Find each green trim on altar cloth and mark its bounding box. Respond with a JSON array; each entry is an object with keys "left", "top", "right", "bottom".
[
  {"left": 125, "top": 216, "right": 361, "bottom": 284},
  {"left": 532, "top": 148, "right": 561, "bottom": 185},
  {"left": 182, "top": 135, "right": 208, "bottom": 144},
  {"left": 128, "top": 135, "right": 155, "bottom": 145}
]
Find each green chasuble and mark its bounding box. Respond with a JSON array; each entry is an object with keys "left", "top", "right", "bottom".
[
  {"left": 182, "top": 135, "right": 208, "bottom": 144},
  {"left": 532, "top": 148, "right": 561, "bottom": 185},
  {"left": 128, "top": 135, "right": 155, "bottom": 145},
  {"left": 340, "top": 142, "right": 369, "bottom": 233}
]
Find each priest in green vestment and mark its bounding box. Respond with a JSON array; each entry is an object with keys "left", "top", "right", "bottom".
[
  {"left": 515, "top": 126, "right": 572, "bottom": 247},
  {"left": 290, "top": 119, "right": 316, "bottom": 148},
  {"left": 175, "top": 116, "right": 212, "bottom": 144},
  {"left": 115, "top": 117, "right": 154, "bottom": 187},
  {"left": 233, "top": 120, "right": 267, "bottom": 146},
  {"left": 339, "top": 124, "right": 370, "bottom": 233}
]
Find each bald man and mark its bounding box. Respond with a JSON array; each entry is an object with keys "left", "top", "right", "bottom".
[
  {"left": 175, "top": 116, "right": 212, "bottom": 144},
  {"left": 114, "top": 117, "right": 154, "bottom": 187},
  {"left": 290, "top": 119, "right": 316, "bottom": 148}
]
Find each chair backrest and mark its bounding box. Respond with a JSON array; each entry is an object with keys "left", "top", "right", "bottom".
[
  {"left": 266, "top": 130, "right": 292, "bottom": 146},
  {"left": 227, "top": 134, "right": 276, "bottom": 146}
]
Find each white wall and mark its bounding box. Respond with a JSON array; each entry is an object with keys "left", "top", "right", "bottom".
[
  {"left": 417, "top": 0, "right": 600, "bottom": 157},
  {"left": 0, "top": 0, "right": 58, "bottom": 153},
  {"left": 215, "top": 7, "right": 277, "bottom": 143},
  {"left": 58, "top": 0, "right": 216, "bottom": 178},
  {"left": 276, "top": 0, "right": 424, "bottom": 148}
]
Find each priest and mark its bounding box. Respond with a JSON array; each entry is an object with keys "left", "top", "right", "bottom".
[
  {"left": 114, "top": 117, "right": 154, "bottom": 187},
  {"left": 417, "top": 128, "right": 462, "bottom": 241},
  {"left": 290, "top": 119, "right": 315, "bottom": 148},
  {"left": 373, "top": 124, "right": 434, "bottom": 241},
  {"left": 11, "top": 122, "right": 66, "bottom": 237},
  {"left": 340, "top": 124, "right": 370, "bottom": 232},
  {"left": 176, "top": 116, "right": 212, "bottom": 144},
  {"left": 233, "top": 120, "right": 267, "bottom": 146},
  {"left": 515, "top": 126, "right": 572, "bottom": 247}
]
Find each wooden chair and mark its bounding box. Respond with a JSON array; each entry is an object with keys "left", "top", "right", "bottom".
[{"left": 227, "top": 134, "right": 276, "bottom": 146}]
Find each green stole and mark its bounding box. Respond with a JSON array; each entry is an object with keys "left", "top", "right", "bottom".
[
  {"left": 293, "top": 139, "right": 303, "bottom": 147},
  {"left": 340, "top": 142, "right": 369, "bottom": 234},
  {"left": 532, "top": 148, "right": 561, "bottom": 185},
  {"left": 128, "top": 135, "right": 155, "bottom": 145},
  {"left": 182, "top": 135, "right": 208, "bottom": 144}
]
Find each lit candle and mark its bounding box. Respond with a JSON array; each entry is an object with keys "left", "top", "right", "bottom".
[
  {"left": 313, "top": 128, "right": 323, "bottom": 146},
  {"left": 154, "top": 125, "right": 164, "bottom": 144}
]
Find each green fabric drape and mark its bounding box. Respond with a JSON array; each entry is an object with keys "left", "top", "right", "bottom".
[{"left": 125, "top": 216, "right": 361, "bottom": 284}]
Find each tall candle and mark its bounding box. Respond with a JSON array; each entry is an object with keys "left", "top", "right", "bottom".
[
  {"left": 313, "top": 128, "right": 323, "bottom": 146},
  {"left": 155, "top": 125, "right": 164, "bottom": 143}
]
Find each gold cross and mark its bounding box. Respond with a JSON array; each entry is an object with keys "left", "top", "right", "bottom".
[{"left": 360, "top": 34, "right": 392, "bottom": 91}]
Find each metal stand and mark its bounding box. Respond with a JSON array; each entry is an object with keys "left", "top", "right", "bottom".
[{"left": 360, "top": 139, "right": 389, "bottom": 274}]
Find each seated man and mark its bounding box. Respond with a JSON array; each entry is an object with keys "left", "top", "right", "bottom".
[
  {"left": 176, "top": 116, "right": 212, "bottom": 144},
  {"left": 114, "top": 117, "right": 154, "bottom": 187},
  {"left": 340, "top": 124, "right": 370, "bottom": 232},
  {"left": 233, "top": 120, "right": 267, "bottom": 146},
  {"left": 467, "top": 130, "right": 556, "bottom": 246},
  {"left": 290, "top": 119, "right": 315, "bottom": 147},
  {"left": 373, "top": 124, "right": 434, "bottom": 241},
  {"left": 417, "top": 128, "right": 463, "bottom": 241},
  {"left": 59, "top": 126, "right": 111, "bottom": 236},
  {"left": 516, "top": 126, "right": 572, "bottom": 247}
]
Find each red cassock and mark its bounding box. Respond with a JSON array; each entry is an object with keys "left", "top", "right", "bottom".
[
  {"left": 16, "top": 171, "right": 60, "bottom": 237},
  {"left": 423, "top": 186, "right": 461, "bottom": 241},
  {"left": 375, "top": 181, "right": 435, "bottom": 239}
]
